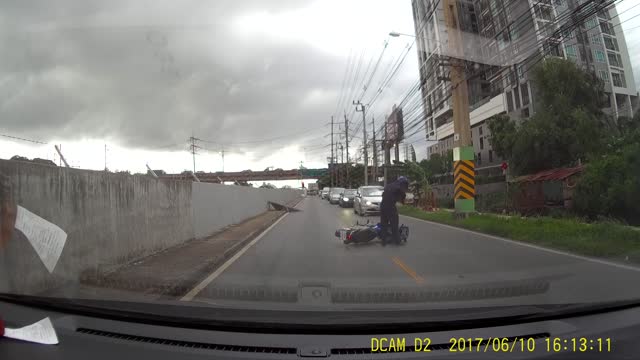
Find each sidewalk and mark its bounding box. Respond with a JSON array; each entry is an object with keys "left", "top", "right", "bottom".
[{"left": 81, "top": 210, "right": 287, "bottom": 297}]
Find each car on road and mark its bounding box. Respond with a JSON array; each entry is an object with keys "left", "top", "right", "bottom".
[
  {"left": 338, "top": 189, "right": 358, "bottom": 208},
  {"left": 307, "top": 183, "right": 319, "bottom": 196},
  {"left": 320, "top": 188, "right": 330, "bottom": 199},
  {"left": 328, "top": 187, "right": 345, "bottom": 204},
  {"left": 354, "top": 185, "right": 384, "bottom": 215}
]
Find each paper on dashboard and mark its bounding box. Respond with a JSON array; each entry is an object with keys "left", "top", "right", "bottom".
[
  {"left": 4, "top": 317, "right": 59, "bottom": 345},
  {"left": 14, "top": 205, "right": 67, "bottom": 273}
]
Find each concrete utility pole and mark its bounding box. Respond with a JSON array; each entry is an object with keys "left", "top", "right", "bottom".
[
  {"left": 189, "top": 136, "right": 200, "bottom": 174},
  {"left": 330, "top": 116, "right": 335, "bottom": 187},
  {"left": 104, "top": 144, "right": 107, "bottom": 171},
  {"left": 372, "top": 117, "right": 378, "bottom": 184},
  {"left": 444, "top": 0, "right": 475, "bottom": 213},
  {"left": 344, "top": 112, "right": 350, "bottom": 188},
  {"left": 384, "top": 125, "right": 389, "bottom": 186},
  {"left": 146, "top": 164, "right": 158, "bottom": 178},
  {"left": 54, "top": 145, "right": 69, "bottom": 168},
  {"left": 353, "top": 101, "right": 368, "bottom": 185},
  {"left": 221, "top": 146, "right": 225, "bottom": 172}
]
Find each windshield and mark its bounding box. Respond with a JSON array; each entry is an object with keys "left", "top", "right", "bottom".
[
  {"left": 2, "top": 0, "right": 640, "bottom": 328},
  {"left": 362, "top": 188, "right": 384, "bottom": 196}
]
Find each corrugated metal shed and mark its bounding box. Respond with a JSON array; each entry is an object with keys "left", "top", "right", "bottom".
[{"left": 512, "top": 166, "right": 584, "bottom": 183}]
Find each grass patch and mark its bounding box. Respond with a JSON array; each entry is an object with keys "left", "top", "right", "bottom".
[{"left": 399, "top": 206, "right": 640, "bottom": 263}]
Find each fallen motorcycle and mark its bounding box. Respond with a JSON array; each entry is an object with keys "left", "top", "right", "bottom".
[{"left": 335, "top": 221, "right": 409, "bottom": 245}]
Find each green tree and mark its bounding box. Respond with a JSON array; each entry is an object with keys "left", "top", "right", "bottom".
[
  {"left": 487, "top": 58, "right": 609, "bottom": 175},
  {"left": 487, "top": 114, "right": 517, "bottom": 159},
  {"left": 404, "top": 161, "right": 429, "bottom": 203}
]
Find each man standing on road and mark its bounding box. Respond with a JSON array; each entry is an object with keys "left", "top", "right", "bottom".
[{"left": 380, "top": 176, "right": 409, "bottom": 246}]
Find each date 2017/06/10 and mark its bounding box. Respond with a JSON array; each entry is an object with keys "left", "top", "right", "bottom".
[{"left": 370, "top": 337, "right": 612, "bottom": 353}]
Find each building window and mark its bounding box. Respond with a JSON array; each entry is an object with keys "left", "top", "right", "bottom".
[
  {"left": 600, "top": 21, "right": 614, "bottom": 35},
  {"left": 480, "top": 137, "right": 484, "bottom": 150},
  {"left": 479, "top": 125, "right": 483, "bottom": 136},
  {"left": 598, "top": 9, "right": 610, "bottom": 20},
  {"left": 604, "top": 37, "right": 619, "bottom": 51},
  {"left": 477, "top": 152, "right": 482, "bottom": 165},
  {"left": 611, "top": 71, "right": 627, "bottom": 88},
  {"left": 564, "top": 44, "right": 577, "bottom": 58},
  {"left": 506, "top": 91, "right": 514, "bottom": 112},
  {"left": 590, "top": 34, "right": 601, "bottom": 45},
  {"left": 521, "top": 83, "right": 530, "bottom": 105},
  {"left": 585, "top": 17, "right": 598, "bottom": 28},
  {"left": 489, "top": 150, "right": 494, "bottom": 163},
  {"left": 598, "top": 70, "right": 610, "bottom": 83},
  {"left": 517, "top": 64, "right": 524, "bottom": 79},
  {"left": 608, "top": 52, "right": 623, "bottom": 67},
  {"left": 514, "top": 86, "right": 521, "bottom": 109},
  {"left": 534, "top": 5, "right": 553, "bottom": 21},
  {"left": 522, "top": 107, "right": 530, "bottom": 118},
  {"left": 594, "top": 49, "right": 606, "bottom": 62}
]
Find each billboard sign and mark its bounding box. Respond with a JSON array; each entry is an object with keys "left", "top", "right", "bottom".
[{"left": 385, "top": 104, "right": 404, "bottom": 145}]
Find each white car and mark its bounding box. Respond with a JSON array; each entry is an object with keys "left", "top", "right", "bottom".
[
  {"left": 328, "top": 188, "right": 345, "bottom": 204},
  {"left": 354, "top": 186, "right": 384, "bottom": 215}
]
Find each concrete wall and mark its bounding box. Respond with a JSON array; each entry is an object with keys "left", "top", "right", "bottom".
[
  {"left": 0, "top": 160, "right": 301, "bottom": 294},
  {"left": 192, "top": 182, "right": 300, "bottom": 239},
  {"left": 0, "top": 159, "right": 194, "bottom": 294},
  {"left": 431, "top": 182, "right": 506, "bottom": 200}
]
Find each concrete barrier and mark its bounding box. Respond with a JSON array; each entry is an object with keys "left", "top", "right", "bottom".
[
  {"left": 192, "top": 182, "right": 301, "bottom": 238},
  {"left": 0, "top": 159, "right": 301, "bottom": 294}
]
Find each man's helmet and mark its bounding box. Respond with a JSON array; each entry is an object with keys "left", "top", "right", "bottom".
[{"left": 397, "top": 176, "right": 409, "bottom": 189}]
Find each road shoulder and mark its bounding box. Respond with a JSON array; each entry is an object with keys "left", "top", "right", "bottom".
[{"left": 80, "top": 210, "right": 288, "bottom": 297}]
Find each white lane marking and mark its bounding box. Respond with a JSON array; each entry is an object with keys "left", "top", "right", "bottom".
[
  {"left": 402, "top": 215, "right": 640, "bottom": 273},
  {"left": 180, "top": 213, "right": 290, "bottom": 301}
]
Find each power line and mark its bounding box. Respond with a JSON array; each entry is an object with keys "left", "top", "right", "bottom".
[
  {"left": 0, "top": 133, "right": 49, "bottom": 145},
  {"left": 198, "top": 124, "right": 327, "bottom": 146}
]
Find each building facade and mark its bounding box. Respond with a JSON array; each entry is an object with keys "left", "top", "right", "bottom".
[{"left": 412, "top": 0, "right": 638, "bottom": 170}]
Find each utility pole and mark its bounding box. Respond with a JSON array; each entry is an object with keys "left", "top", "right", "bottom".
[
  {"left": 354, "top": 101, "right": 368, "bottom": 185},
  {"left": 189, "top": 136, "right": 200, "bottom": 174},
  {"left": 444, "top": 0, "right": 475, "bottom": 213},
  {"left": 54, "top": 145, "right": 69, "bottom": 168},
  {"left": 344, "top": 112, "right": 350, "bottom": 188},
  {"left": 372, "top": 117, "right": 378, "bottom": 184},
  {"left": 384, "top": 125, "right": 389, "bottom": 186},
  {"left": 104, "top": 144, "right": 107, "bottom": 171},
  {"left": 221, "top": 146, "right": 225, "bottom": 172},
  {"left": 330, "top": 116, "right": 335, "bottom": 187}
]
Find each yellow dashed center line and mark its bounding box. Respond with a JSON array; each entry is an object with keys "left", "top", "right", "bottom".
[{"left": 391, "top": 256, "right": 425, "bottom": 284}]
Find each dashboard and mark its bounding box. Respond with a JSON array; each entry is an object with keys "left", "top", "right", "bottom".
[{"left": 2, "top": 299, "right": 640, "bottom": 359}]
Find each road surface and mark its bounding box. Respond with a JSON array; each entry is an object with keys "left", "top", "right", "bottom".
[{"left": 188, "top": 196, "right": 640, "bottom": 306}]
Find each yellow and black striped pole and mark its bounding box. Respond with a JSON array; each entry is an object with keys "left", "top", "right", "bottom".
[{"left": 453, "top": 147, "right": 475, "bottom": 212}]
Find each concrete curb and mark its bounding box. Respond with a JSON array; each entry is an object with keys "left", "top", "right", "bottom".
[{"left": 167, "top": 210, "right": 288, "bottom": 297}]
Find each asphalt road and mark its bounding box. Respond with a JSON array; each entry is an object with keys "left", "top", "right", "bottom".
[{"left": 190, "top": 196, "right": 640, "bottom": 307}]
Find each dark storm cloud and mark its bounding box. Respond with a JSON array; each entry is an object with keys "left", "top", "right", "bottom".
[{"left": 0, "top": 0, "right": 346, "bottom": 155}]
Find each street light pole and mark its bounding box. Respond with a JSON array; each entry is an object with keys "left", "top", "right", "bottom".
[{"left": 354, "top": 101, "right": 368, "bottom": 186}]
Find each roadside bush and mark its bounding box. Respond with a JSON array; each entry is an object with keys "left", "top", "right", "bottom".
[{"left": 573, "top": 137, "right": 640, "bottom": 225}]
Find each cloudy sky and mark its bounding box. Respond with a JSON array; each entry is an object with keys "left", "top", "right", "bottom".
[{"left": 1, "top": 0, "right": 640, "bottom": 177}]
